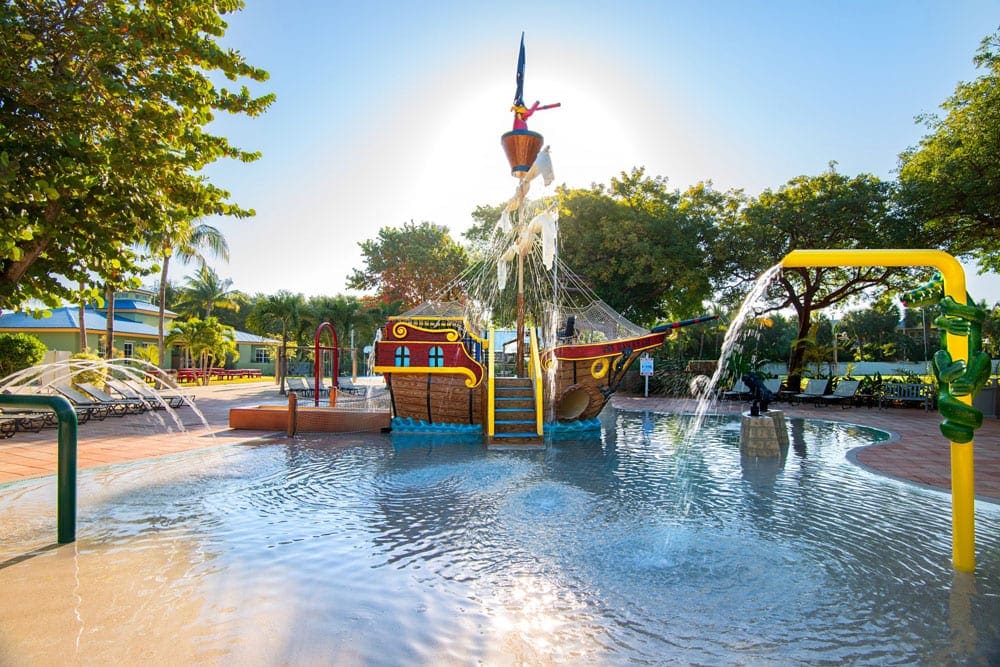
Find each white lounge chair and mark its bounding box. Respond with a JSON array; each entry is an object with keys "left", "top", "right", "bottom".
[{"left": 285, "top": 377, "right": 312, "bottom": 396}]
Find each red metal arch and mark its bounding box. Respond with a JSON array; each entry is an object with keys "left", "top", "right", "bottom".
[{"left": 313, "top": 322, "right": 339, "bottom": 406}]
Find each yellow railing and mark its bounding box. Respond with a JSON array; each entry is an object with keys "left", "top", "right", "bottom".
[
  {"left": 782, "top": 248, "right": 975, "bottom": 573},
  {"left": 486, "top": 329, "right": 496, "bottom": 437},
  {"left": 528, "top": 327, "right": 544, "bottom": 436}
]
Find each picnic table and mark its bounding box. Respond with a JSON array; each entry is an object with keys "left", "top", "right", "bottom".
[
  {"left": 177, "top": 368, "right": 263, "bottom": 382},
  {"left": 176, "top": 368, "right": 206, "bottom": 383}
]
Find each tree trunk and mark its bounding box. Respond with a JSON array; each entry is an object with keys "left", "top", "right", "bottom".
[
  {"left": 278, "top": 341, "right": 288, "bottom": 394},
  {"left": 78, "top": 281, "right": 88, "bottom": 353},
  {"left": 158, "top": 256, "right": 170, "bottom": 369},
  {"left": 786, "top": 310, "right": 812, "bottom": 393},
  {"left": 104, "top": 284, "right": 115, "bottom": 358}
]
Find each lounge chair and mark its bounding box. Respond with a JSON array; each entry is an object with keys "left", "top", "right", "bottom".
[
  {"left": 0, "top": 414, "right": 17, "bottom": 438},
  {"left": 76, "top": 381, "right": 146, "bottom": 415},
  {"left": 819, "top": 379, "right": 860, "bottom": 408},
  {"left": 338, "top": 378, "right": 365, "bottom": 396},
  {"left": 119, "top": 378, "right": 192, "bottom": 409},
  {"left": 285, "top": 377, "right": 312, "bottom": 396},
  {"left": 721, "top": 379, "right": 750, "bottom": 401},
  {"left": 51, "top": 384, "right": 111, "bottom": 421},
  {"left": 0, "top": 408, "right": 54, "bottom": 433},
  {"left": 307, "top": 377, "right": 330, "bottom": 397},
  {"left": 791, "top": 378, "right": 829, "bottom": 405},
  {"left": 104, "top": 378, "right": 162, "bottom": 410}
]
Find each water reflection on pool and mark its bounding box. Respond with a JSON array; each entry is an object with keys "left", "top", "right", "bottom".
[{"left": 1, "top": 411, "right": 998, "bottom": 664}]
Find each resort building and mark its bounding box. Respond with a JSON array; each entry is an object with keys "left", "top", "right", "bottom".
[{"left": 0, "top": 289, "right": 279, "bottom": 374}]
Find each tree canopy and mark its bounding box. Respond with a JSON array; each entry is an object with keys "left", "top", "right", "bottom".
[
  {"left": 898, "top": 28, "right": 1000, "bottom": 273},
  {"left": 0, "top": 0, "right": 273, "bottom": 311},
  {"left": 173, "top": 265, "right": 242, "bottom": 319},
  {"left": 347, "top": 221, "right": 469, "bottom": 309},
  {"left": 713, "top": 169, "right": 929, "bottom": 388},
  {"left": 557, "top": 168, "right": 721, "bottom": 324}
]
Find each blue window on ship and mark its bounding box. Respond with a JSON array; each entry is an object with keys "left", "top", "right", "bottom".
[
  {"left": 394, "top": 346, "right": 410, "bottom": 367},
  {"left": 428, "top": 346, "right": 444, "bottom": 367}
]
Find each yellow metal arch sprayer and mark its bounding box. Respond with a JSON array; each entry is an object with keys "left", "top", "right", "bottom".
[{"left": 781, "top": 249, "right": 988, "bottom": 573}]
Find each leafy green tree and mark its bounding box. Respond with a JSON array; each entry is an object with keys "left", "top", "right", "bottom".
[
  {"left": 730, "top": 313, "right": 799, "bottom": 368},
  {"left": 839, "top": 305, "right": 902, "bottom": 362},
  {"left": 557, "top": 169, "right": 724, "bottom": 324},
  {"left": 0, "top": 0, "right": 273, "bottom": 312},
  {"left": 983, "top": 302, "right": 1000, "bottom": 359},
  {"left": 900, "top": 305, "right": 941, "bottom": 363},
  {"left": 173, "top": 266, "right": 241, "bottom": 319},
  {"left": 898, "top": 29, "right": 1000, "bottom": 272},
  {"left": 347, "top": 221, "right": 470, "bottom": 309},
  {"left": 659, "top": 305, "right": 724, "bottom": 363},
  {"left": 463, "top": 203, "right": 506, "bottom": 258},
  {"left": 212, "top": 291, "right": 252, "bottom": 333},
  {"left": 0, "top": 332, "right": 46, "bottom": 379},
  {"left": 713, "top": 169, "right": 928, "bottom": 390}
]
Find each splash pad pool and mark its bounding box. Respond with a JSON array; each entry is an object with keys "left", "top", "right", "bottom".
[{"left": 2, "top": 409, "right": 997, "bottom": 664}]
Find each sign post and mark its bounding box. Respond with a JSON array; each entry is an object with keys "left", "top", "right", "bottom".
[{"left": 639, "top": 354, "right": 654, "bottom": 398}]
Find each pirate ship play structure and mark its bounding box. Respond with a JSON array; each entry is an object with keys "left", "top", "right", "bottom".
[{"left": 375, "top": 35, "right": 715, "bottom": 446}]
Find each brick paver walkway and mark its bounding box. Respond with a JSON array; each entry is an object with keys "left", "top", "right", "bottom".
[
  {"left": 1, "top": 383, "right": 997, "bottom": 503},
  {"left": 0, "top": 382, "right": 276, "bottom": 483}
]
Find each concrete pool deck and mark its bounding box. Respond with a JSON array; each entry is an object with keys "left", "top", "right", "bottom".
[{"left": 0, "top": 381, "right": 997, "bottom": 502}]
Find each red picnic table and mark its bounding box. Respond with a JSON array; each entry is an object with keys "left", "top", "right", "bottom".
[{"left": 176, "top": 368, "right": 206, "bottom": 383}]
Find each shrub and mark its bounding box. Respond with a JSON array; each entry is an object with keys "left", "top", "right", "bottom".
[
  {"left": 69, "top": 352, "right": 107, "bottom": 388},
  {"left": 0, "top": 333, "right": 47, "bottom": 379},
  {"left": 133, "top": 345, "right": 159, "bottom": 365}
]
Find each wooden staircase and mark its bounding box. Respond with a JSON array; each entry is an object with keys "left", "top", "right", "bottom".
[{"left": 488, "top": 376, "right": 544, "bottom": 448}]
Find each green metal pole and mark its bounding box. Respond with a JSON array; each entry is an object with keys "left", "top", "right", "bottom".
[{"left": 0, "top": 394, "right": 77, "bottom": 543}]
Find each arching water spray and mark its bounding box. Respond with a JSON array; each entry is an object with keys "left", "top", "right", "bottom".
[
  {"left": 654, "top": 264, "right": 785, "bottom": 518},
  {"left": 1, "top": 358, "right": 211, "bottom": 435},
  {"left": 691, "top": 264, "right": 784, "bottom": 431}
]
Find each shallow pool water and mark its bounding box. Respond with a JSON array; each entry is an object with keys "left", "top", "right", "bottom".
[{"left": 1, "top": 411, "right": 998, "bottom": 664}]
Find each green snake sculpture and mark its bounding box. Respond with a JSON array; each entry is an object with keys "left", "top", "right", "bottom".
[{"left": 902, "top": 273, "right": 990, "bottom": 444}]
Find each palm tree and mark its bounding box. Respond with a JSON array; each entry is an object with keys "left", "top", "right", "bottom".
[
  {"left": 151, "top": 221, "right": 229, "bottom": 368},
  {"left": 166, "top": 317, "right": 237, "bottom": 385},
  {"left": 304, "top": 295, "right": 375, "bottom": 379},
  {"left": 173, "top": 266, "right": 241, "bottom": 320},
  {"left": 247, "top": 291, "right": 305, "bottom": 394}
]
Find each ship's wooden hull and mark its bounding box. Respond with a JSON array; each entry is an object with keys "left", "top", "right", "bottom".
[
  {"left": 387, "top": 373, "right": 484, "bottom": 425},
  {"left": 376, "top": 317, "right": 719, "bottom": 429},
  {"left": 546, "top": 331, "right": 669, "bottom": 421},
  {"left": 381, "top": 332, "right": 668, "bottom": 426}
]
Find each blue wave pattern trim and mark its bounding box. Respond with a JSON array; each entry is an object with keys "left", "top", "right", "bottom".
[
  {"left": 390, "top": 417, "right": 482, "bottom": 435},
  {"left": 544, "top": 418, "right": 602, "bottom": 437},
  {"left": 389, "top": 416, "right": 602, "bottom": 443}
]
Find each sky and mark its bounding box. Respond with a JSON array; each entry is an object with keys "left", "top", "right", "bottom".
[{"left": 195, "top": 0, "right": 1000, "bottom": 303}]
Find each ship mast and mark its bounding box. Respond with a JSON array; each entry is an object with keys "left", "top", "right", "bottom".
[{"left": 500, "top": 33, "right": 559, "bottom": 377}]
